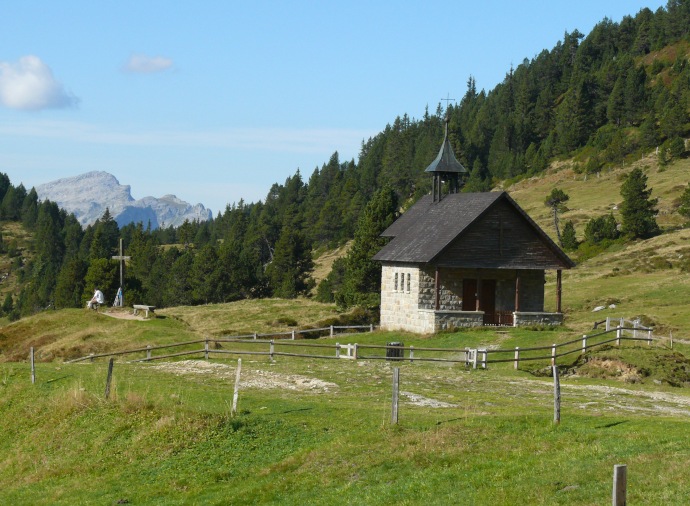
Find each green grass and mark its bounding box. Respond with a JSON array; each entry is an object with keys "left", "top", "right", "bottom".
[
  {"left": 3, "top": 155, "right": 690, "bottom": 503},
  {"left": 2, "top": 351, "right": 690, "bottom": 505}
]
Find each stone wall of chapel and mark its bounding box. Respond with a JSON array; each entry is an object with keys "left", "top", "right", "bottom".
[{"left": 380, "top": 264, "right": 435, "bottom": 333}]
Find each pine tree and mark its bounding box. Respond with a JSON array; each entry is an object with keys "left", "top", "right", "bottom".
[
  {"left": 265, "top": 225, "right": 313, "bottom": 298},
  {"left": 1, "top": 293, "right": 12, "bottom": 316},
  {"left": 54, "top": 259, "right": 88, "bottom": 308},
  {"left": 544, "top": 188, "right": 570, "bottom": 246},
  {"left": 620, "top": 168, "right": 660, "bottom": 239},
  {"left": 191, "top": 243, "right": 222, "bottom": 304},
  {"left": 82, "top": 258, "right": 119, "bottom": 304},
  {"left": 560, "top": 221, "right": 578, "bottom": 250},
  {"left": 336, "top": 187, "right": 398, "bottom": 309},
  {"left": 678, "top": 184, "right": 690, "bottom": 222}
]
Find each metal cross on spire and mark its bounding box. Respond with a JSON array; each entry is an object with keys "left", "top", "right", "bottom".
[
  {"left": 441, "top": 93, "right": 456, "bottom": 113},
  {"left": 112, "top": 238, "right": 131, "bottom": 307}
]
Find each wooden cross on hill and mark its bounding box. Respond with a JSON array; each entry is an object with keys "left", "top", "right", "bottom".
[{"left": 112, "top": 238, "right": 131, "bottom": 307}]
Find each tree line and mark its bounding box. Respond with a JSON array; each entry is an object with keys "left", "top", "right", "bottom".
[{"left": 2, "top": 1, "right": 690, "bottom": 319}]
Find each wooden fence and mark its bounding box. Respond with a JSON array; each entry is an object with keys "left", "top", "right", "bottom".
[
  {"left": 66, "top": 324, "right": 376, "bottom": 364},
  {"left": 65, "top": 318, "right": 666, "bottom": 368}
]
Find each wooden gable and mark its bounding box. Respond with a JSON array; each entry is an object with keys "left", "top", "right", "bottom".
[{"left": 436, "top": 197, "right": 570, "bottom": 270}]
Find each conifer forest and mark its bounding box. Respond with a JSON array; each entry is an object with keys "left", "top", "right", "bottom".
[{"left": 2, "top": 2, "right": 690, "bottom": 320}]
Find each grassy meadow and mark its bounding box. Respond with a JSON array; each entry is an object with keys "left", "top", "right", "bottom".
[
  {"left": 1, "top": 302, "right": 690, "bottom": 504},
  {"left": 2, "top": 155, "right": 690, "bottom": 504}
]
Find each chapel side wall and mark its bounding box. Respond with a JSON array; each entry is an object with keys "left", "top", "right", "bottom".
[{"left": 380, "top": 264, "right": 435, "bottom": 333}]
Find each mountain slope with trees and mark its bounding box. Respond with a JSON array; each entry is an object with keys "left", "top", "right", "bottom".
[{"left": 1, "top": 1, "right": 690, "bottom": 320}]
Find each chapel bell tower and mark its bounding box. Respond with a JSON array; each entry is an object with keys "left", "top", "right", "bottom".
[{"left": 425, "top": 113, "right": 468, "bottom": 202}]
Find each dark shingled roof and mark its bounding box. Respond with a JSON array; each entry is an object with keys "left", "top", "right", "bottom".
[{"left": 373, "top": 191, "right": 575, "bottom": 268}]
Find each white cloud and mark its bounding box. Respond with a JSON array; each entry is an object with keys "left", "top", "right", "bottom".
[
  {"left": 123, "top": 53, "right": 173, "bottom": 73},
  {"left": 0, "top": 55, "right": 78, "bottom": 111}
]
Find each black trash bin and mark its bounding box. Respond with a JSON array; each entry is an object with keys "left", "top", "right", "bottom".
[{"left": 386, "top": 342, "right": 404, "bottom": 361}]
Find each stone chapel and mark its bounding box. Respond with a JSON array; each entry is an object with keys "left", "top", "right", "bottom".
[{"left": 373, "top": 117, "right": 575, "bottom": 333}]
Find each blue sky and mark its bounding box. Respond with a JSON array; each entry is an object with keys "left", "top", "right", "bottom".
[{"left": 0, "top": 0, "right": 668, "bottom": 216}]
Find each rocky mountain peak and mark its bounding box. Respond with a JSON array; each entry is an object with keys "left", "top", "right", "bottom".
[{"left": 36, "top": 171, "right": 212, "bottom": 229}]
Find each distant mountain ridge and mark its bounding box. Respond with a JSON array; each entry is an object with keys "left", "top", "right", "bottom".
[{"left": 36, "top": 171, "right": 212, "bottom": 229}]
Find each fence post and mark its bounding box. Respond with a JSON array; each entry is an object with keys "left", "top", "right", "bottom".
[
  {"left": 330, "top": 325, "right": 334, "bottom": 337},
  {"left": 291, "top": 330, "right": 295, "bottom": 340},
  {"left": 104, "top": 358, "right": 114, "bottom": 400},
  {"left": 616, "top": 326, "right": 622, "bottom": 346},
  {"left": 480, "top": 349, "right": 487, "bottom": 369},
  {"left": 612, "top": 464, "right": 627, "bottom": 506},
  {"left": 647, "top": 329, "right": 652, "bottom": 346},
  {"left": 370, "top": 324, "right": 374, "bottom": 332},
  {"left": 409, "top": 345, "right": 414, "bottom": 363},
  {"left": 30, "top": 347, "right": 35, "bottom": 384},
  {"left": 670, "top": 331, "right": 673, "bottom": 350},
  {"left": 335, "top": 343, "right": 340, "bottom": 358},
  {"left": 582, "top": 334, "right": 587, "bottom": 354},
  {"left": 253, "top": 333, "right": 257, "bottom": 340},
  {"left": 89, "top": 353, "right": 95, "bottom": 363},
  {"left": 204, "top": 340, "right": 209, "bottom": 360},
  {"left": 551, "top": 344, "right": 557, "bottom": 367},
  {"left": 146, "top": 345, "right": 152, "bottom": 360},
  {"left": 514, "top": 347, "right": 520, "bottom": 370},
  {"left": 471, "top": 349, "right": 478, "bottom": 369},
  {"left": 606, "top": 317, "right": 611, "bottom": 331},
  {"left": 269, "top": 340, "right": 275, "bottom": 362},
  {"left": 633, "top": 320, "right": 638, "bottom": 339},
  {"left": 354, "top": 343, "right": 359, "bottom": 360},
  {"left": 391, "top": 367, "right": 400, "bottom": 425},
  {"left": 231, "top": 358, "right": 242, "bottom": 417},
  {"left": 552, "top": 365, "right": 561, "bottom": 424}
]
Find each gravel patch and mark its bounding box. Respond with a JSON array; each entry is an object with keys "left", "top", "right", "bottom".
[{"left": 150, "top": 360, "right": 338, "bottom": 393}]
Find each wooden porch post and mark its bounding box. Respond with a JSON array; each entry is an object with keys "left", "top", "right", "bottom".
[
  {"left": 556, "top": 269, "right": 562, "bottom": 313},
  {"left": 434, "top": 267, "right": 440, "bottom": 310},
  {"left": 514, "top": 272, "right": 520, "bottom": 312},
  {"left": 475, "top": 278, "right": 481, "bottom": 312}
]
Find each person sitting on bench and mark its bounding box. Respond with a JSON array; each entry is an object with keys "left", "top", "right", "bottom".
[{"left": 87, "top": 288, "right": 105, "bottom": 310}]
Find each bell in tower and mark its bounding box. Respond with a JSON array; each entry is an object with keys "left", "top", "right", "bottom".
[{"left": 425, "top": 113, "right": 468, "bottom": 202}]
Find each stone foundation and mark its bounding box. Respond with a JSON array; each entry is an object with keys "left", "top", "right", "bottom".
[
  {"left": 513, "top": 312, "right": 564, "bottom": 326},
  {"left": 428, "top": 310, "right": 485, "bottom": 331}
]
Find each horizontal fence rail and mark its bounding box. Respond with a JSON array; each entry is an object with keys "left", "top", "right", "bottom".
[{"left": 64, "top": 318, "right": 670, "bottom": 370}]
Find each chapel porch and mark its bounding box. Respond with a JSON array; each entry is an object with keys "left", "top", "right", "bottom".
[{"left": 422, "top": 266, "right": 564, "bottom": 329}]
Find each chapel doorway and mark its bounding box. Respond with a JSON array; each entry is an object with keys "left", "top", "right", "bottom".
[
  {"left": 480, "top": 279, "right": 496, "bottom": 325},
  {"left": 463, "top": 278, "right": 498, "bottom": 324}
]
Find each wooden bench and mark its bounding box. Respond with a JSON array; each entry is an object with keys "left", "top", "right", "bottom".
[{"left": 133, "top": 304, "right": 156, "bottom": 318}]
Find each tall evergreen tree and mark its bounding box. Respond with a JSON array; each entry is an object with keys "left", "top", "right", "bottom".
[
  {"left": 544, "top": 188, "right": 570, "bottom": 246},
  {"left": 336, "top": 186, "right": 398, "bottom": 309},
  {"left": 677, "top": 184, "right": 690, "bottom": 223},
  {"left": 265, "top": 225, "right": 313, "bottom": 298},
  {"left": 620, "top": 168, "right": 660, "bottom": 239},
  {"left": 54, "top": 258, "right": 88, "bottom": 308},
  {"left": 82, "top": 258, "right": 119, "bottom": 304},
  {"left": 560, "top": 220, "right": 579, "bottom": 250}
]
